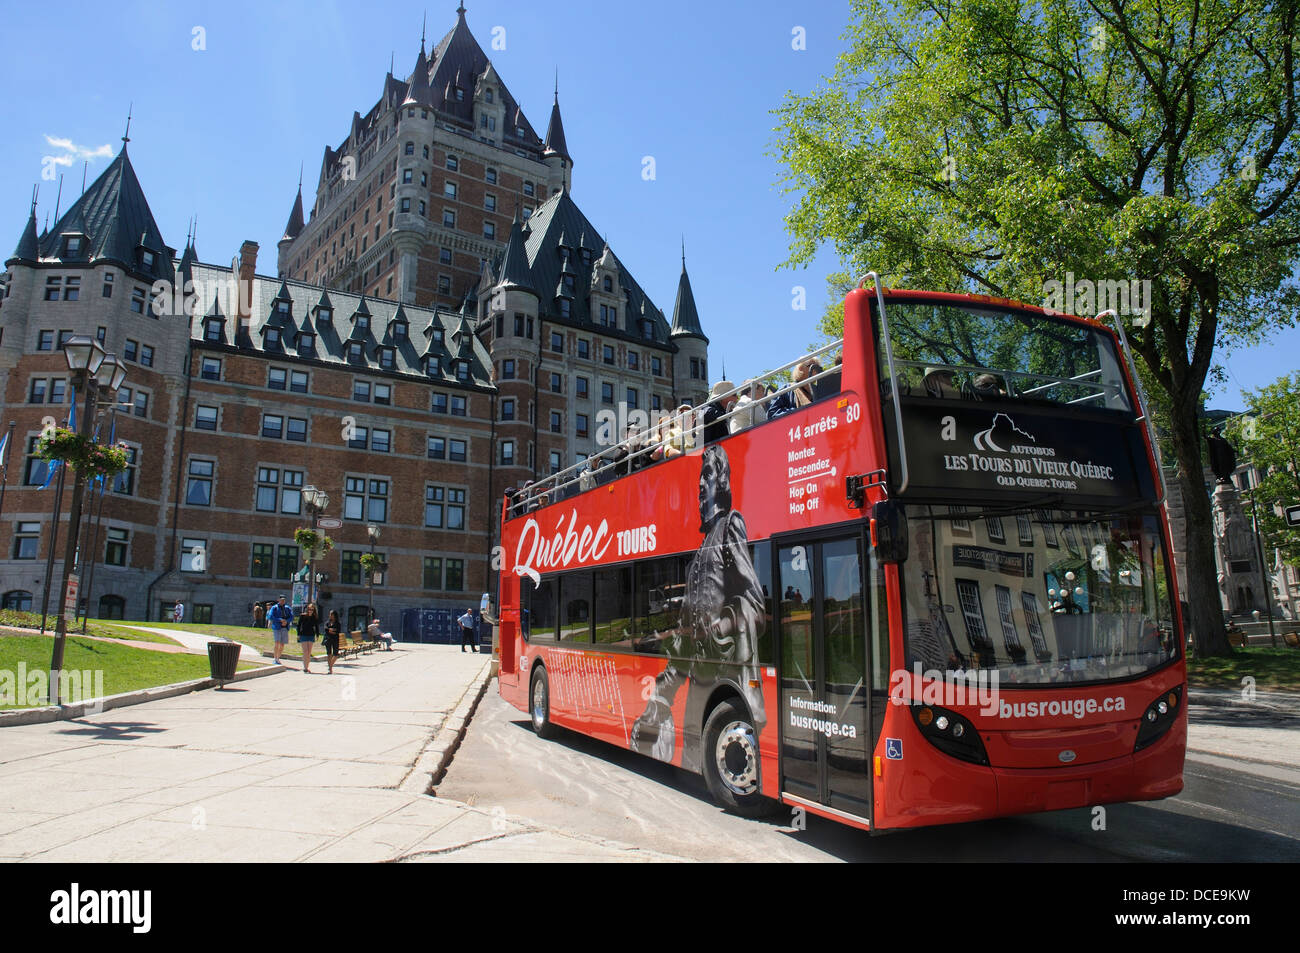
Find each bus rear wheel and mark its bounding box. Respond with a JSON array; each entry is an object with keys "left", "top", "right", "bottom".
[
  {"left": 702, "top": 700, "right": 769, "bottom": 817},
  {"left": 530, "top": 667, "right": 556, "bottom": 739}
]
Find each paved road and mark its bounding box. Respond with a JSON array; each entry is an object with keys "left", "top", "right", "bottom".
[{"left": 437, "top": 691, "right": 1300, "bottom": 862}]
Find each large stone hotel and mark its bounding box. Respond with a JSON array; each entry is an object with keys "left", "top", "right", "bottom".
[{"left": 0, "top": 6, "right": 711, "bottom": 628}]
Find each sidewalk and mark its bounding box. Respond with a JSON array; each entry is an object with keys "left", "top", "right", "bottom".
[
  {"left": 115, "top": 625, "right": 264, "bottom": 662},
  {"left": 0, "top": 644, "right": 678, "bottom": 862}
]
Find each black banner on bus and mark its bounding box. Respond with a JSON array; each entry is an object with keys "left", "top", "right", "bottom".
[{"left": 886, "top": 401, "right": 1156, "bottom": 504}]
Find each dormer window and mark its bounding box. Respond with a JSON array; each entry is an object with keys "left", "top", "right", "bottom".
[
  {"left": 431, "top": 328, "right": 445, "bottom": 347},
  {"left": 454, "top": 360, "right": 470, "bottom": 381},
  {"left": 563, "top": 274, "right": 575, "bottom": 293},
  {"left": 557, "top": 298, "right": 571, "bottom": 318},
  {"left": 141, "top": 250, "right": 155, "bottom": 270},
  {"left": 454, "top": 88, "right": 464, "bottom": 101},
  {"left": 265, "top": 327, "right": 281, "bottom": 347},
  {"left": 581, "top": 248, "right": 592, "bottom": 265},
  {"left": 205, "top": 318, "right": 222, "bottom": 342},
  {"left": 275, "top": 300, "right": 290, "bottom": 316},
  {"left": 299, "top": 332, "right": 315, "bottom": 353},
  {"left": 349, "top": 341, "right": 364, "bottom": 361},
  {"left": 486, "top": 89, "right": 494, "bottom": 104},
  {"left": 603, "top": 276, "right": 612, "bottom": 292},
  {"left": 425, "top": 356, "right": 440, "bottom": 376},
  {"left": 317, "top": 307, "right": 331, "bottom": 323},
  {"left": 379, "top": 347, "right": 395, "bottom": 369},
  {"left": 357, "top": 314, "right": 370, "bottom": 332},
  {"left": 65, "top": 237, "right": 82, "bottom": 257},
  {"left": 393, "top": 322, "right": 407, "bottom": 340}
]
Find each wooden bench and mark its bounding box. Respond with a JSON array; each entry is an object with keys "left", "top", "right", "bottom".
[
  {"left": 349, "top": 630, "right": 376, "bottom": 655},
  {"left": 1284, "top": 631, "right": 1300, "bottom": 649}
]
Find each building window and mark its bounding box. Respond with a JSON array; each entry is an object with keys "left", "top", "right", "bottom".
[
  {"left": 427, "top": 436, "right": 445, "bottom": 459},
  {"left": 628, "top": 351, "right": 639, "bottom": 370},
  {"left": 500, "top": 440, "right": 514, "bottom": 465},
  {"left": 186, "top": 458, "right": 214, "bottom": 506},
  {"left": 340, "top": 551, "right": 362, "bottom": 585},
  {"left": 371, "top": 428, "right": 391, "bottom": 452},
  {"left": 132, "top": 390, "right": 148, "bottom": 418},
  {"left": 423, "top": 556, "right": 443, "bottom": 589},
  {"left": 204, "top": 318, "right": 222, "bottom": 342},
  {"left": 424, "top": 485, "right": 466, "bottom": 530},
  {"left": 349, "top": 342, "right": 364, "bottom": 361},
  {"left": 443, "top": 209, "right": 455, "bottom": 228},
  {"left": 348, "top": 425, "right": 369, "bottom": 450},
  {"left": 486, "top": 167, "right": 497, "bottom": 184},
  {"left": 550, "top": 411, "right": 562, "bottom": 433},
  {"left": 502, "top": 359, "right": 515, "bottom": 379},
  {"left": 550, "top": 372, "right": 562, "bottom": 393},
  {"left": 102, "top": 273, "right": 114, "bottom": 297},
  {"left": 438, "top": 275, "right": 452, "bottom": 295},
  {"left": 269, "top": 367, "right": 287, "bottom": 390},
  {"left": 37, "top": 330, "right": 54, "bottom": 351},
  {"left": 451, "top": 395, "right": 466, "bottom": 416},
  {"left": 576, "top": 413, "right": 589, "bottom": 439},
  {"left": 431, "top": 393, "right": 448, "bottom": 414},
  {"left": 289, "top": 370, "right": 308, "bottom": 393},
  {"left": 601, "top": 382, "right": 614, "bottom": 404},
  {"left": 44, "top": 277, "right": 61, "bottom": 301},
  {"left": 353, "top": 380, "right": 371, "bottom": 402},
  {"left": 549, "top": 450, "right": 562, "bottom": 474},
  {"left": 140, "top": 344, "right": 154, "bottom": 367},
  {"left": 286, "top": 417, "right": 307, "bottom": 442},
  {"left": 131, "top": 287, "right": 146, "bottom": 313},
  {"left": 550, "top": 331, "right": 563, "bottom": 353},
  {"left": 404, "top": 141, "right": 414, "bottom": 155},
  {"left": 603, "top": 344, "right": 615, "bottom": 365},
  {"left": 379, "top": 347, "right": 395, "bottom": 369},
  {"left": 373, "top": 382, "right": 391, "bottom": 405},
  {"left": 13, "top": 521, "right": 40, "bottom": 559},
  {"left": 265, "top": 327, "right": 281, "bottom": 347},
  {"left": 484, "top": 221, "right": 495, "bottom": 240},
  {"left": 558, "top": 300, "right": 571, "bottom": 318},
  {"left": 501, "top": 398, "right": 514, "bottom": 421},
  {"left": 105, "top": 528, "right": 128, "bottom": 567},
  {"left": 651, "top": 356, "right": 662, "bottom": 377},
  {"left": 445, "top": 559, "right": 464, "bottom": 591},
  {"left": 23, "top": 437, "right": 50, "bottom": 487},
  {"left": 576, "top": 376, "right": 588, "bottom": 399},
  {"left": 113, "top": 447, "right": 138, "bottom": 495},
  {"left": 418, "top": 200, "right": 426, "bottom": 217},
  {"left": 444, "top": 181, "right": 457, "bottom": 199},
  {"left": 181, "top": 538, "right": 207, "bottom": 573},
  {"left": 276, "top": 545, "right": 300, "bottom": 580},
  {"left": 446, "top": 155, "right": 458, "bottom": 171},
  {"left": 262, "top": 414, "right": 284, "bottom": 439},
  {"left": 344, "top": 477, "right": 389, "bottom": 522},
  {"left": 195, "top": 405, "right": 218, "bottom": 430},
  {"left": 251, "top": 542, "right": 273, "bottom": 579},
  {"left": 124, "top": 339, "right": 138, "bottom": 362},
  {"left": 449, "top": 438, "right": 467, "bottom": 462},
  {"left": 523, "top": 181, "right": 534, "bottom": 197},
  {"left": 401, "top": 198, "right": 411, "bottom": 213},
  {"left": 626, "top": 387, "right": 639, "bottom": 410},
  {"left": 485, "top": 194, "right": 496, "bottom": 212}
]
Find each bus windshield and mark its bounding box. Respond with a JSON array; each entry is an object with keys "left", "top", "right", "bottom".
[
  {"left": 881, "top": 299, "right": 1134, "bottom": 413},
  {"left": 901, "top": 506, "right": 1178, "bottom": 687}
]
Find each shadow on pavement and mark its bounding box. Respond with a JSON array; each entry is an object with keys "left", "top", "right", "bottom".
[{"left": 54, "top": 720, "right": 168, "bottom": 741}]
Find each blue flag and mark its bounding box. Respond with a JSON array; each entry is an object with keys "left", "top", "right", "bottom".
[{"left": 0, "top": 430, "right": 8, "bottom": 468}]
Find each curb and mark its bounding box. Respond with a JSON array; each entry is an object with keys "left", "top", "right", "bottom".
[
  {"left": 399, "top": 658, "right": 494, "bottom": 795},
  {"left": 1188, "top": 689, "right": 1300, "bottom": 715},
  {"left": 0, "top": 664, "right": 283, "bottom": 727}
]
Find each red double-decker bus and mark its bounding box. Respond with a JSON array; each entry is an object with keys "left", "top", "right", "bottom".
[{"left": 495, "top": 280, "right": 1186, "bottom": 831}]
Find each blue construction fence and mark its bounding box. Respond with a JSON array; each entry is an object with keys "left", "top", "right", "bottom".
[{"left": 398, "top": 608, "right": 489, "bottom": 646}]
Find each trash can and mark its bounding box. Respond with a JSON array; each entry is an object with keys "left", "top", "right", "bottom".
[{"left": 207, "top": 641, "right": 241, "bottom": 688}]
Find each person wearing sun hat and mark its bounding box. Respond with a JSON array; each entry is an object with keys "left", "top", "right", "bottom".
[{"left": 702, "top": 380, "right": 737, "bottom": 445}]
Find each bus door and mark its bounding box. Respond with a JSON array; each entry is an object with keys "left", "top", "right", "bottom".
[{"left": 777, "top": 534, "right": 873, "bottom": 822}]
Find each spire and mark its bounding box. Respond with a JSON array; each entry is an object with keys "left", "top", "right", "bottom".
[
  {"left": 402, "top": 32, "right": 434, "bottom": 108},
  {"left": 494, "top": 215, "right": 536, "bottom": 296},
  {"left": 543, "top": 87, "right": 571, "bottom": 163},
  {"left": 9, "top": 188, "right": 40, "bottom": 264},
  {"left": 121, "top": 103, "right": 132, "bottom": 151},
  {"left": 670, "top": 253, "right": 708, "bottom": 343},
  {"left": 281, "top": 178, "right": 305, "bottom": 242}
]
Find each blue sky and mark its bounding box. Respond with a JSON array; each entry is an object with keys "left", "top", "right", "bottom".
[{"left": 2, "top": 0, "right": 1293, "bottom": 411}]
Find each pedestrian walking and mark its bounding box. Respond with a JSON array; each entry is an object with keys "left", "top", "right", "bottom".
[
  {"left": 459, "top": 607, "right": 477, "bottom": 653},
  {"left": 173, "top": 600, "right": 184, "bottom": 624},
  {"left": 322, "top": 609, "right": 342, "bottom": 674},
  {"left": 297, "top": 602, "right": 319, "bottom": 673},
  {"left": 267, "top": 595, "right": 294, "bottom": 664},
  {"left": 253, "top": 603, "right": 265, "bottom": 629}
]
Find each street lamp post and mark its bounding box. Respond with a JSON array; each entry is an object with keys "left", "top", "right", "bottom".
[
  {"left": 302, "top": 484, "right": 329, "bottom": 605},
  {"left": 50, "top": 339, "right": 126, "bottom": 705},
  {"left": 366, "top": 523, "right": 380, "bottom": 624}
]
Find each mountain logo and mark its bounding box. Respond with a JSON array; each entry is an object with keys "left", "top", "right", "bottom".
[{"left": 974, "top": 413, "right": 1037, "bottom": 452}]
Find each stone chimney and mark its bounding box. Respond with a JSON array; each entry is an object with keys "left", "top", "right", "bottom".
[{"left": 236, "top": 240, "right": 258, "bottom": 330}]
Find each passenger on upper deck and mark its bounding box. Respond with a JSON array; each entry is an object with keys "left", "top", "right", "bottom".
[
  {"left": 729, "top": 380, "right": 766, "bottom": 434},
  {"left": 702, "top": 381, "right": 737, "bottom": 445},
  {"left": 973, "top": 372, "right": 1007, "bottom": 399},
  {"left": 578, "top": 457, "right": 597, "bottom": 492},
  {"left": 923, "top": 366, "right": 960, "bottom": 398}
]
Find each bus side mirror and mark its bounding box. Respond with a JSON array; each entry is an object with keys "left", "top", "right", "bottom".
[{"left": 873, "top": 500, "right": 908, "bottom": 564}]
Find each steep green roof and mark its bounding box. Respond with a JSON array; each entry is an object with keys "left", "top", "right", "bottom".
[{"left": 671, "top": 259, "right": 707, "bottom": 342}]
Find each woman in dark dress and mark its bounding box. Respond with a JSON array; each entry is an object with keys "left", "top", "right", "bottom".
[
  {"left": 296, "top": 603, "right": 320, "bottom": 673},
  {"left": 322, "top": 609, "right": 342, "bottom": 674}
]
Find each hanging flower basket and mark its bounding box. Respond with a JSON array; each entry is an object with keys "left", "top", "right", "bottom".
[
  {"left": 359, "top": 552, "right": 381, "bottom": 576},
  {"left": 294, "top": 527, "right": 334, "bottom": 561},
  {"left": 36, "top": 428, "right": 130, "bottom": 477}
]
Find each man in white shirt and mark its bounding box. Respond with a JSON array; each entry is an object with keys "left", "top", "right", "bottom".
[{"left": 458, "top": 609, "right": 477, "bottom": 653}]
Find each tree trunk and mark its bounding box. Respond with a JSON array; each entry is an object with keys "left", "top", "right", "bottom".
[{"left": 1168, "top": 411, "right": 1234, "bottom": 658}]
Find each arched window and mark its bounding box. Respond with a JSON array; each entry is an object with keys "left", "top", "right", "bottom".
[
  {"left": 2, "top": 590, "right": 33, "bottom": 611},
  {"left": 98, "top": 594, "right": 126, "bottom": 620}
]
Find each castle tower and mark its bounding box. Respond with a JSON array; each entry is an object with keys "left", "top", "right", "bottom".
[{"left": 669, "top": 246, "right": 709, "bottom": 407}]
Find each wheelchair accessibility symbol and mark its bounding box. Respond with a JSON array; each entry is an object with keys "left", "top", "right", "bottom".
[{"left": 886, "top": 738, "right": 903, "bottom": 760}]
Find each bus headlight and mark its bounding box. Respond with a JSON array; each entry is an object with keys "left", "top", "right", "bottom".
[
  {"left": 1135, "top": 685, "right": 1183, "bottom": 752},
  {"left": 911, "top": 705, "right": 988, "bottom": 766}
]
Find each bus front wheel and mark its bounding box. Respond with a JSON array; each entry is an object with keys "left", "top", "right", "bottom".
[
  {"left": 703, "top": 700, "right": 769, "bottom": 817},
  {"left": 530, "top": 667, "right": 556, "bottom": 739}
]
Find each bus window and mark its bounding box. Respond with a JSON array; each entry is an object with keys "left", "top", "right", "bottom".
[
  {"left": 750, "top": 543, "right": 774, "bottom": 666},
  {"left": 561, "top": 572, "right": 592, "bottom": 642},
  {"left": 526, "top": 576, "right": 558, "bottom": 641},
  {"left": 635, "top": 556, "right": 687, "bottom": 655},
  {"left": 594, "top": 566, "right": 635, "bottom": 648}
]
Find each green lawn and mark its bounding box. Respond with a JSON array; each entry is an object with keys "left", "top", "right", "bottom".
[
  {"left": 1186, "top": 646, "right": 1300, "bottom": 693},
  {"left": 100, "top": 620, "right": 277, "bottom": 656},
  {"left": 0, "top": 635, "right": 255, "bottom": 709},
  {"left": 0, "top": 610, "right": 180, "bottom": 646}
]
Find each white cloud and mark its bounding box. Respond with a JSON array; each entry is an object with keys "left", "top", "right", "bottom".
[{"left": 44, "top": 135, "right": 113, "bottom": 164}]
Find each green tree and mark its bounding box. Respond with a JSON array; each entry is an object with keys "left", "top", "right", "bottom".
[
  {"left": 773, "top": 0, "right": 1300, "bottom": 656},
  {"left": 1227, "top": 372, "right": 1300, "bottom": 570}
]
